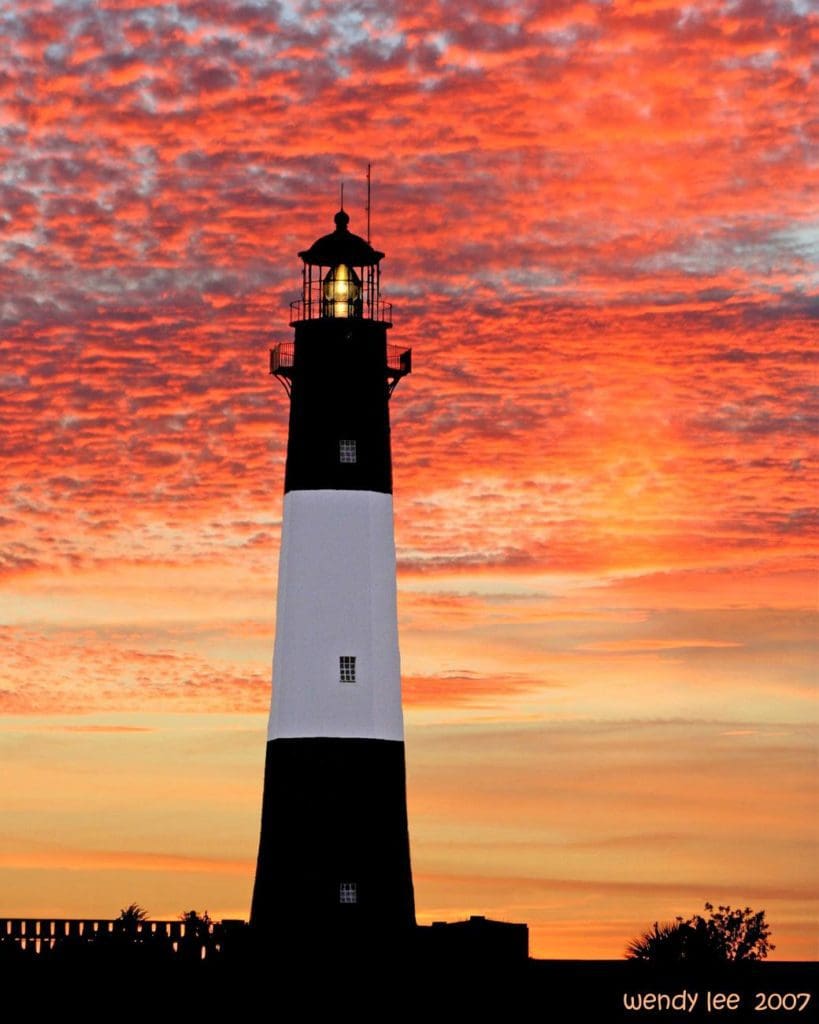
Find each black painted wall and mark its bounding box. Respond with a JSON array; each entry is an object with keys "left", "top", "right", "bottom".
[
  {"left": 250, "top": 738, "right": 416, "bottom": 937},
  {"left": 284, "top": 318, "right": 393, "bottom": 496}
]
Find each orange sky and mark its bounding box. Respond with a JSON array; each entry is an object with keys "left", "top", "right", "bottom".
[{"left": 0, "top": 0, "right": 817, "bottom": 959}]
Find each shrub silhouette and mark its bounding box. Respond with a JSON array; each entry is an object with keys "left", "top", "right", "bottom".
[{"left": 626, "top": 903, "right": 774, "bottom": 965}]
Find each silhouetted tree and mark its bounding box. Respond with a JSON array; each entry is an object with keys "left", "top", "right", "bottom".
[
  {"left": 118, "top": 903, "right": 149, "bottom": 924},
  {"left": 626, "top": 904, "right": 774, "bottom": 965},
  {"left": 116, "top": 903, "right": 149, "bottom": 940},
  {"left": 178, "top": 909, "right": 213, "bottom": 961},
  {"left": 626, "top": 921, "right": 696, "bottom": 966},
  {"left": 180, "top": 910, "right": 212, "bottom": 938},
  {"left": 687, "top": 903, "right": 774, "bottom": 962}
]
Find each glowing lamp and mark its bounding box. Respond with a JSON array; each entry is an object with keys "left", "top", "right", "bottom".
[{"left": 323, "top": 263, "right": 360, "bottom": 318}]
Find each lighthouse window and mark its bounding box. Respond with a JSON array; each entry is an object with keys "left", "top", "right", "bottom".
[
  {"left": 339, "top": 882, "right": 358, "bottom": 904},
  {"left": 339, "top": 656, "right": 357, "bottom": 683},
  {"left": 338, "top": 440, "right": 357, "bottom": 463}
]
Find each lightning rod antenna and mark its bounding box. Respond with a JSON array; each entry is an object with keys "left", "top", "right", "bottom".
[
  {"left": 340, "top": 180, "right": 344, "bottom": 211},
  {"left": 366, "top": 163, "right": 371, "bottom": 243}
]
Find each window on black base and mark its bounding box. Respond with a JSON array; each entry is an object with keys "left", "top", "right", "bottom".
[{"left": 339, "top": 882, "right": 358, "bottom": 904}]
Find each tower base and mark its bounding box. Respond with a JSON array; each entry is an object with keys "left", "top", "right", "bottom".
[{"left": 251, "top": 737, "right": 416, "bottom": 941}]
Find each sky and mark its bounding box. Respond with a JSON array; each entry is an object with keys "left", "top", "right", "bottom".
[{"left": 0, "top": 0, "right": 816, "bottom": 960}]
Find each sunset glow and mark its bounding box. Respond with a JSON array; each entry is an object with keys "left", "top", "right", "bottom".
[{"left": 0, "top": 0, "right": 816, "bottom": 959}]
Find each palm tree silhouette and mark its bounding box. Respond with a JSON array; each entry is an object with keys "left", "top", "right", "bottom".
[{"left": 116, "top": 903, "right": 148, "bottom": 936}]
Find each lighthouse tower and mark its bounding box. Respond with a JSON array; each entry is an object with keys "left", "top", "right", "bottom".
[{"left": 251, "top": 208, "right": 415, "bottom": 944}]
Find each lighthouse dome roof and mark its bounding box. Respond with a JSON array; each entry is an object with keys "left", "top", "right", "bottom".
[{"left": 299, "top": 210, "right": 385, "bottom": 267}]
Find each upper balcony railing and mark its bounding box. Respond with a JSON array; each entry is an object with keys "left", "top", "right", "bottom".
[
  {"left": 289, "top": 295, "right": 393, "bottom": 325},
  {"left": 290, "top": 271, "right": 392, "bottom": 326}
]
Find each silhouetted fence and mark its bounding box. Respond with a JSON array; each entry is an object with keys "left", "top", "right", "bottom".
[{"left": 0, "top": 917, "right": 248, "bottom": 962}]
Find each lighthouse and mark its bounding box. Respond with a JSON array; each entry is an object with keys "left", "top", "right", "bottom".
[{"left": 251, "top": 208, "right": 415, "bottom": 945}]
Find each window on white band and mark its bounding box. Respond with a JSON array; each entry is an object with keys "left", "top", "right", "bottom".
[{"left": 339, "top": 439, "right": 357, "bottom": 463}]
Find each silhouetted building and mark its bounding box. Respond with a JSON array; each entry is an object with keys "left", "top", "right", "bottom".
[
  {"left": 418, "top": 916, "right": 530, "bottom": 964},
  {"left": 250, "top": 209, "right": 415, "bottom": 947}
]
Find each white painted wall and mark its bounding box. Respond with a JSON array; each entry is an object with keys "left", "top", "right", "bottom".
[{"left": 267, "top": 489, "right": 406, "bottom": 742}]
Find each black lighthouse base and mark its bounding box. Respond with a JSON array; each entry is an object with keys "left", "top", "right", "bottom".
[{"left": 251, "top": 737, "right": 416, "bottom": 948}]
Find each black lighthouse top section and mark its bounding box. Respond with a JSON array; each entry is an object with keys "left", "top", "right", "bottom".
[
  {"left": 290, "top": 210, "right": 392, "bottom": 325},
  {"left": 271, "top": 208, "right": 411, "bottom": 408}
]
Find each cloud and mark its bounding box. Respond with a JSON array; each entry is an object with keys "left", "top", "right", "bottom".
[
  {"left": 0, "top": 847, "right": 251, "bottom": 876},
  {"left": 403, "top": 671, "right": 557, "bottom": 707}
]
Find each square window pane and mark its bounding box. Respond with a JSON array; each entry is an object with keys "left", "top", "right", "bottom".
[
  {"left": 339, "top": 440, "right": 357, "bottom": 464},
  {"left": 339, "top": 882, "right": 358, "bottom": 904}
]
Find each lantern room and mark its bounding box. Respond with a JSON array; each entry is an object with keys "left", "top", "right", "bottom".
[{"left": 290, "top": 209, "right": 392, "bottom": 326}]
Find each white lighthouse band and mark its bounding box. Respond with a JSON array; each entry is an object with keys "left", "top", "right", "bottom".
[{"left": 268, "top": 488, "right": 404, "bottom": 743}]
